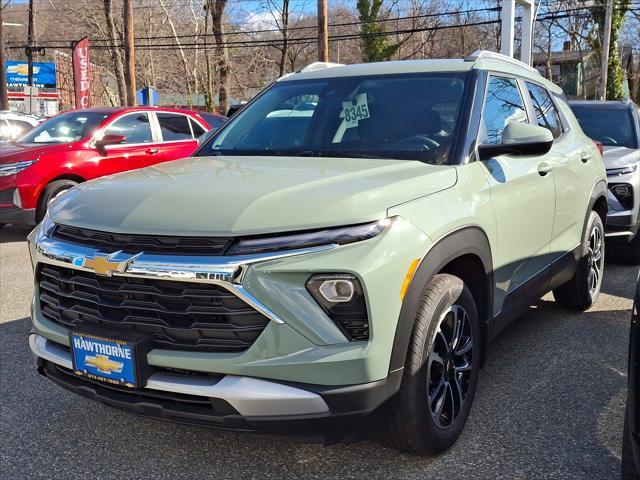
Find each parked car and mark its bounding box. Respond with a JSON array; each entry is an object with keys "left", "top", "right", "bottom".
[
  {"left": 570, "top": 100, "right": 640, "bottom": 263},
  {"left": 27, "top": 51, "right": 607, "bottom": 455},
  {"left": 0, "top": 106, "right": 219, "bottom": 225},
  {"left": 623, "top": 274, "right": 640, "bottom": 479},
  {"left": 226, "top": 102, "right": 247, "bottom": 118},
  {"left": 0, "top": 110, "right": 40, "bottom": 143}
]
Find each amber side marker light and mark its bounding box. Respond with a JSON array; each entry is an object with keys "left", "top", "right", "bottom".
[{"left": 400, "top": 258, "right": 421, "bottom": 300}]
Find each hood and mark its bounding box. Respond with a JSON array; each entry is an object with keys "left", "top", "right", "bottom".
[
  {"left": 49, "top": 155, "right": 457, "bottom": 236},
  {"left": 0, "top": 142, "right": 74, "bottom": 164},
  {"left": 603, "top": 146, "right": 640, "bottom": 170}
]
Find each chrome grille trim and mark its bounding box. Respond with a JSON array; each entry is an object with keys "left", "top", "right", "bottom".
[{"left": 28, "top": 224, "right": 338, "bottom": 326}]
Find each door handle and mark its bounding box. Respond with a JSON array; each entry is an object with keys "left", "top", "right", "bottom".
[
  {"left": 146, "top": 148, "right": 159, "bottom": 155},
  {"left": 538, "top": 162, "right": 553, "bottom": 176},
  {"left": 580, "top": 152, "right": 592, "bottom": 163}
]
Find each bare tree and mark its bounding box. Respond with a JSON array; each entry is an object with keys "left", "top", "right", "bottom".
[
  {"left": 209, "top": 0, "right": 230, "bottom": 114},
  {"left": 102, "top": 0, "right": 126, "bottom": 105}
]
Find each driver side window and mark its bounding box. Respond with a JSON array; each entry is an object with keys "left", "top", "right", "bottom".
[
  {"left": 481, "top": 76, "right": 528, "bottom": 145},
  {"left": 103, "top": 113, "right": 154, "bottom": 144}
]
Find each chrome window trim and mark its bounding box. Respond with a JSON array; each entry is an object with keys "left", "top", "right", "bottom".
[
  {"left": 29, "top": 226, "right": 338, "bottom": 325},
  {"left": 96, "top": 110, "right": 159, "bottom": 145},
  {"left": 155, "top": 111, "right": 202, "bottom": 142}
]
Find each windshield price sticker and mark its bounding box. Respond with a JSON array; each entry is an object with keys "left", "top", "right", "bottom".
[{"left": 341, "top": 93, "right": 370, "bottom": 128}]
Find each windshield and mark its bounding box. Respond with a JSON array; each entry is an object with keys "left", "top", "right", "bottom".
[
  {"left": 571, "top": 106, "right": 638, "bottom": 148},
  {"left": 18, "top": 111, "right": 109, "bottom": 144},
  {"left": 197, "top": 72, "right": 468, "bottom": 164}
]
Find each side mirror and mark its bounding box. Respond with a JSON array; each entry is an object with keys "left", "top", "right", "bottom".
[
  {"left": 95, "top": 134, "right": 126, "bottom": 151},
  {"left": 478, "top": 122, "right": 553, "bottom": 161}
]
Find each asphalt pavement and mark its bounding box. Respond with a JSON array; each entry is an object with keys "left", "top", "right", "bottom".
[{"left": 0, "top": 223, "right": 635, "bottom": 479}]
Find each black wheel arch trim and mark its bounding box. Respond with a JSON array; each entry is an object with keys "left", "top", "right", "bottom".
[
  {"left": 388, "top": 225, "right": 493, "bottom": 375},
  {"left": 583, "top": 180, "right": 608, "bottom": 242}
]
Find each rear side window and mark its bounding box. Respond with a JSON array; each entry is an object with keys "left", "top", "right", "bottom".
[
  {"left": 481, "top": 76, "right": 528, "bottom": 145},
  {"left": 157, "top": 113, "right": 193, "bottom": 141},
  {"left": 104, "top": 113, "right": 153, "bottom": 144},
  {"left": 526, "top": 83, "right": 563, "bottom": 138},
  {"left": 200, "top": 113, "right": 226, "bottom": 129},
  {"left": 189, "top": 118, "right": 207, "bottom": 138}
]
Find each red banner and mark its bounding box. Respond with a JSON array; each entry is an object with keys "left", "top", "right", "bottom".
[{"left": 72, "top": 37, "right": 90, "bottom": 109}]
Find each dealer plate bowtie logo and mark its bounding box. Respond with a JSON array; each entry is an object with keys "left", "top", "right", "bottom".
[
  {"left": 85, "top": 354, "right": 124, "bottom": 375},
  {"left": 73, "top": 251, "right": 141, "bottom": 276}
]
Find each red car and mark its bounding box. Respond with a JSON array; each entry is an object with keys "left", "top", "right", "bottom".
[{"left": 0, "top": 106, "right": 225, "bottom": 225}]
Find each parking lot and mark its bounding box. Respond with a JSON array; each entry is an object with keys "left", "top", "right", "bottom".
[{"left": 0, "top": 224, "right": 635, "bottom": 479}]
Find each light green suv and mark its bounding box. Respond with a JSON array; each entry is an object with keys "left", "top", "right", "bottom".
[{"left": 27, "top": 51, "right": 607, "bottom": 454}]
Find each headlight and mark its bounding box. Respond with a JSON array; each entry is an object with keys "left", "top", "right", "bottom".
[
  {"left": 39, "top": 211, "right": 56, "bottom": 236},
  {"left": 0, "top": 160, "right": 36, "bottom": 177},
  {"left": 306, "top": 273, "right": 369, "bottom": 341},
  {"left": 607, "top": 164, "right": 638, "bottom": 177},
  {"left": 226, "top": 218, "right": 392, "bottom": 255}
]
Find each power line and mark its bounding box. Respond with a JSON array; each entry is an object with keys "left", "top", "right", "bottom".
[
  {"left": 6, "top": 3, "right": 614, "bottom": 47},
  {"left": 3, "top": 0, "right": 269, "bottom": 14},
  {"left": 4, "top": 4, "right": 638, "bottom": 51},
  {"left": 8, "top": 5, "right": 504, "bottom": 45}
]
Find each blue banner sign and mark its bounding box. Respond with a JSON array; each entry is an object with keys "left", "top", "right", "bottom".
[{"left": 5, "top": 60, "right": 57, "bottom": 88}]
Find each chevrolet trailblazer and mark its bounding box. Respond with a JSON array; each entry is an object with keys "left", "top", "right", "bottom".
[{"left": 28, "top": 51, "right": 607, "bottom": 455}]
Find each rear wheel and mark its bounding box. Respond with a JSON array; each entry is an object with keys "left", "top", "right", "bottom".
[
  {"left": 36, "top": 179, "right": 78, "bottom": 223},
  {"left": 553, "top": 210, "right": 604, "bottom": 311},
  {"left": 384, "top": 274, "right": 480, "bottom": 455}
]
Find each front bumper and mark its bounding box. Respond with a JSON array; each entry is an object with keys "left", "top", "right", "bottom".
[
  {"left": 606, "top": 167, "right": 640, "bottom": 237},
  {"left": 0, "top": 188, "right": 35, "bottom": 224},
  {"left": 32, "top": 334, "right": 401, "bottom": 436},
  {"left": 27, "top": 217, "right": 430, "bottom": 432},
  {"left": 0, "top": 205, "right": 36, "bottom": 224}
]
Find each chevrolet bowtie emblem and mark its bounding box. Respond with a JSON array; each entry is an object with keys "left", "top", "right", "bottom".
[
  {"left": 74, "top": 251, "right": 141, "bottom": 276},
  {"left": 85, "top": 354, "right": 124, "bottom": 374}
]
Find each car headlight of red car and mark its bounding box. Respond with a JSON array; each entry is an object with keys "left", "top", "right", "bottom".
[{"left": 0, "top": 160, "right": 36, "bottom": 177}]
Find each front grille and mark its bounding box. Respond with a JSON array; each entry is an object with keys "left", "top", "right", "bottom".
[
  {"left": 51, "top": 224, "right": 233, "bottom": 255},
  {"left": 38, "top": 265, "right": 269, "bottom": 352}
]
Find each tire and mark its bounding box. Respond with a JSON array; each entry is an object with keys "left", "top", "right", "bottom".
[
  {"left": 384, "top": 273, "right": 481, "bottom": 455},
  {"left": 36, "top": 179, "right": 78, "bottom": 223},
  {"left": 553, "top": 210, "right": 604, "bottom": 311},
  {"left": 622, "top": 404, "right": 640, "bottom": 479}
]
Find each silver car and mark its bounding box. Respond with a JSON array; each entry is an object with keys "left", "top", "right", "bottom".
[{"left": 571, "top": 100, "right": 640, "bottom": 264}]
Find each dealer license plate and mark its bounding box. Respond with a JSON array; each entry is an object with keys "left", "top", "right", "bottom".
[{"left": 70, "top": 332, "right": 137, "bottom": 388}]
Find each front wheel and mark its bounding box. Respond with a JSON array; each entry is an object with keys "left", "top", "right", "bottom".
[
  {"left": 384, "top": 274, "right": 480, "bottom": 455},
  {"left": 553, "top": 210, "right": 604, "bottom": 311}
]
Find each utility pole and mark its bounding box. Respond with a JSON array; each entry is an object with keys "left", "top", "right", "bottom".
[
  {"left": 317, "top": 0, "right": 328, "bottom": 62},
  {"left": 123, "top": 0, "right": 136, "bottom": 105},
  {"left": 0, "top": 3, "right": 9, "bottom": 110},
  {"left": 599, "top": 0, "right": 613, "bottom": 100},
  {"left": 27, "top": 0, "right": 34, "bottom": 86}
]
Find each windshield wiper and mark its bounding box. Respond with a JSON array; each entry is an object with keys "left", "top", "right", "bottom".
[{"left": 300, "top": 150, "right": 323, "bottom": 157}]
